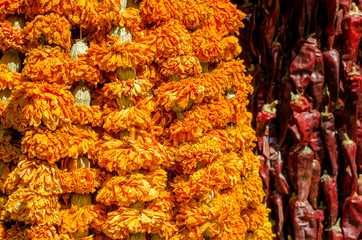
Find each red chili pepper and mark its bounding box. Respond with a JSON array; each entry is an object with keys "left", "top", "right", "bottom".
[
  {"left": 296, "top": 146, "right": 314, "bottom": 202},
  {"left": 342, "top": 3, "right": 362, "bottom": 62},
  {"left": 321, "top": 106, "right": 340, "bottom": 177},
  {"left": 269, "top": 38, "right": 283, "bottom": 84},
  {"left": 308, "top": 46, "right": 325, "bottom": 110},
  {"left": 291, "top": 200, "right": 318, "bottom": 240},
  {"left": 323, "top": 49, "right": 340, "bottom": 110},
  {"left": 289, "top": 38, "right": 317, "bottom": 95},
  {"left": 287, "top": 148, "right": 298, "bottom": 192},
  {"left": 340, "top": 166, "right": 353, "bottom": 200},
  {"left": 310, "top": 110, "right": 326, "bottom": 163},
  {"left": 326, "top": 219, "right": 344, "bottom": 240},
  {"left": 342, "top": 133, "right": 358, "bottom": 196},
  {"left": 343, "top": 68, "right": 362, "bottom": 142},
  {"left": 325, "top": 0, "right": 340, "bottom": 49},
  {"left": 305, "top": 0, "right": 318, "bottom": 36},
  {"left": 263, "top": 0, "right": 281, "bottom": 49},
  {"left": 290, "top": 93, "right": 314, "bottom": 150},
  {"left": 316, "top": 209, "right": 325, "bottom": 240},
  {"left": 278, "top": 72, "right": 293, "bottom": 145},
  {"left": 321, "top": 171, "right": 339, "bottom": 228},
  {"left": 258, "top": 154, "right": 270, "bottom": 204},
  {"left": 357, "top": 174, "right": 362, "bottom": 196},
  {"left": 357, "top": 120, "right": 362, "bottom": 174},
  {"left": 271, "top": 191, "right": 285, "bottom": 240},
  {"left": 309, "top": 159, "right": 321, "bottom": 209},
  {"left": 269, "top": 145, "right": 291, "bottom": 196},
  {"left": 342, "top": 195, "right": 362, "bottom": 240},
  {"left": 340, "top": 0, "right": 353, "bottom": 13},
  {"left": 256, "top": 100, "right": 278, "bottom": 159}
]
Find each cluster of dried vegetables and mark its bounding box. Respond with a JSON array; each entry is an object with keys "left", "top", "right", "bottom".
[
  {"left": 239, "top": 0, "right": 362, "bottom": 239},
  {"left": 0, "top": 0, "right": 273, "bottom": 239}
]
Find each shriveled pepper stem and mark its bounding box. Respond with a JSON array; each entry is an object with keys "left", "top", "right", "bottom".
[{"left": 264, "top": 100, "right": 278, "bottom": 114}]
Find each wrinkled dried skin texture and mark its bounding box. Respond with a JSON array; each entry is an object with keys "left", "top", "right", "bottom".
[
  {"left": 4, "top": 158, "right": 62, "bottom": 195},
  {"left": 84, "top": 36, "right": 156, "bottom": 71},
  {"left": 57, "top": 204, "right": 105, "bottom": 235},
  {"left": 342, "top": 196, "right": 362, "bottom": 240},
  {"left": 23, "top": 13, "right": 72, "bottom": 50},
  {"left": 95, "top": 135, "right": 173, "bottom": 174},
  {"left": 61, "top": 168, "right": 102, "bottom": 194},
  {"left": 5, "top": 82, "right": 74, "bottom": 132},
  {"left": 96, "top": 169, "right": 167, "bottom": 207},
  {"left": 22, "top": 125, "right": 98, "bottom": 162},
  {"left": 5, "top": 188, "right": 60, "bottom": 225},
  {"left": 102, "top": 190, "right": 177, "bottom": 239},
  {"left": 0, "top": 21, "right": 27, "bottom": 52}
]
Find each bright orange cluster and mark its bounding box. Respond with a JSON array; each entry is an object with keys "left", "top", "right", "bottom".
[{"left": 0, "top": 0, "right": 272, "bottom": 239}]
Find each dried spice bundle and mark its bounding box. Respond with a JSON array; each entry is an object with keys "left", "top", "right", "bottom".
[{"left": 0, "top": 0, "right": 272, "bottom": 239}]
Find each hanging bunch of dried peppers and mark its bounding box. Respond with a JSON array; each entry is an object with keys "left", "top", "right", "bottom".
[
  {"left": 0, "top": 0, "right": 272, "bottom": 239},
  {"left": 240, "top": 0, "right": 362, "bottom": 239}
]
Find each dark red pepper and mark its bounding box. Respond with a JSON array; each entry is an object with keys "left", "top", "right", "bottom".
[
  {"left": 291, "top": 200, "right": 317, "bottom": 240},
  {"left": 342, "top": 133, "right": 358, "bottom": 196},
  {"left": 310, "top": 110, "right": 326, "bottom": 163},
  {"left": 305, "top": 0, "right": 318, "bottom": 36},
  {"left": 309, "top": 159, "right": 321, "bottom": 209},
  {"left": 342, "top": 195, "right": 362, "bottom": 240},
  {"left": 278, "top": 72, "right": 293, "bottom": 145},
  {"left": 262, "top": 0, "right": 281, "bottom": 49},
  {"left": 342, "top": 3, "right": 362, "bottom": 62},
  {"left": 326, "top": 219, "right": 344, "bottom": 240},
  {"left": 324, "top": 0, "right": 340, "bottom": 49},
  {"left": 321, "top": 171, "right": 339, "bottom": 228},
  {"left": 323, "top": 49, "right": 340, "bottom": 110},
  {"left": 289, "top": 38, "right": 317, "bottom": 95},
  {"left": 269, "top": 144, "right": 291, "bottom": 196},
  {"left": 308, "top": 46, "right": 325, "bottom": 110},
  {"left": 357, "top": 120, "right": 362, "bottom": 174},
  {"left": 296, "top": 146, "right": 314, "bottom": 202},
  {"left": 271, "top": 191, "right": 285, "bottom": 240},
  {"left": 290, "top": 93, "right": 314, "bottom": 150},
  {"left": 316, "top": 209, "right": 325, "bottom": 240},
  {"left": 357, "top": 174, "right": 362, "bottom": 196},
  {"left": 258, "top": 154, "right": 270, "bottom": 204},
  {"left": 269, "top": 37, "right": 283, "bottom": 85},
  {"left": 256, "top": 100, "right": 278, "bottom": 159},
  {"left": 340, "top": 166, "right": 353, "bottom": 201},
  {"left": 340, "top": 0, "right": 353, "bottom": 14},
  {"left": 287, "top": 147, "right": 298, "bottom": 192},
  {"left": 321, "top": 106, "right": 340, "bottom": 177},
  {"left": 343, "top": 68, "right": 362, "bottom": 142}
]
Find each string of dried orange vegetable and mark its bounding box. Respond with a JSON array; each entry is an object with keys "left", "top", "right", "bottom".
[{"left": 0, "top": 0, "right": 273, "bottom": 239}]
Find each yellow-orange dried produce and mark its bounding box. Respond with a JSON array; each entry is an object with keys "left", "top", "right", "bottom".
[
  {"left": 57, "top": 204, "right": 105, "bottom": 235},
  {"left": 4, "top": 158, "right": 63, "bottom": 195},
  {"left": 0, "top": 20, "right": 27, "bottom": 52},
  {"left": 96, "top": 169, "right": 167, "bottom": 207},
  {"left": 5, "top": 82, "right": 74, "bottom": 131},
  {"left": 102, "top": 78, "right": 153, "bottom": 103},
  {"left": 61, "top": 168, "right": 102, "bottom": 194},
  {"left": 84, "top": 36, "right": 156, "bottom": 72},
  {"left": 95, "top": 135, "right": 173, "bottom": 174},
  {"left": 70, "top": 105, "right": 104, "bottom": 127},
  {"left": 22, "top": 45, "right": 72, "bottom": 84},
  {"left": 5, "top": 188, "right": 60, "bottom": 225},
  {"left": 23, "top": 13, "right": 71, "bottom": 50},
  {"left": 158, "top": 54, "right": 202, "bottom": 78}
]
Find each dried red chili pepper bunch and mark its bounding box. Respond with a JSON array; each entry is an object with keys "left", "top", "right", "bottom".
[
  {"left": 240, "top": 0, "right": 362, "bottom": 239},
  {"left": 0, "top": 0, "right": 273, "bottom": 239}
]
